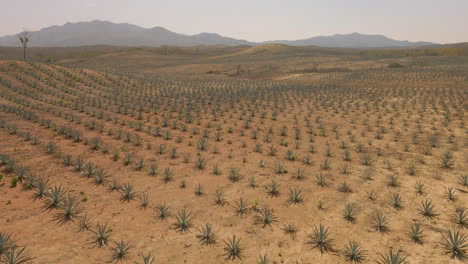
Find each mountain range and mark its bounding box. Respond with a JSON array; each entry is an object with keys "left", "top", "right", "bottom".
[{"left": 0, "top": 20, "right": 436, "bottom": 48}]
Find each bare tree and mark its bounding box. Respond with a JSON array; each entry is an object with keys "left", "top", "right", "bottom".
[{"left": 19, "top": 29, "right": 31, "bottom": 61}]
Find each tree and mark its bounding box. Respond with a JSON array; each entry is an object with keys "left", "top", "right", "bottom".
[{"left": 19, "top": 29, "right": 31, "bottom": 61}]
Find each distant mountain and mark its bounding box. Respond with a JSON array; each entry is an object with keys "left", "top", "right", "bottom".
[
  {"left": 265, "top": 32, "right": 435, "bottom": 48},
  {"left": 0, "top": 20, "right": 436, "bottom": 48},
  {"left": 0, "top": 20, "right": 252, "bottom": 47}
]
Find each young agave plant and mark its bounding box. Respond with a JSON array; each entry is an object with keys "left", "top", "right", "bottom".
[
  {"left": 0, "top": 246, "right": 32, "bottom": 264},
  {"left": 111, "top": 239, "right": 132, "bottom": 262},
  {"left": 248, "top": 176, "right": 257, "bottom": 188},
  {"left": 22, "top": 173, "right": 36, "bottom": 191},
  {"left": 55, "top": 195, "right": 82, "bottom": 224},
  {"left": 442, "top": 230, "right": 468, "bottom": 262},
  {"left": 173, "top": 209, "right": 193, "bottom": 233},
  {"left": 213, "top": 190, "right": 226, "bottom": 206},
  {"left": 343, "top": 241, "right": 366, "bottom": 263},
  {"left": 196, "top": 224, "right": 216, "bottom": 245},
  {"left": 63, "top": 154, "right": 73, "bottom": 167},
  {"left": 255, "top": 206, "right": 277, "bottom": 227},
  {"left": 139, "top": 192, "right": 150, "bottom": 209},
  {"left": 409, "top": 223, "right": 424, "bottom": 244},
  {"left": 223, "top": 235, "right": 243, "bottom": 260},
  {"left": 257, "top": 254, "right": 270, "bottom": 264},
  {"left": 444, "top": 187, "right": 458, "bottom": 202},
  {"left": 94, "top": 168, "right": 109, "bottom": 186},
  {"left": 376, "top": 249, "right": 407, "bottom": 264},
  {"left": 121, "top": 183, "right": 136, "bottom": 202},
  {"left": 288, "top": 186, "right": 304, "bottom": 205},
  {"left": 149, "top": 163, "right": 158, "bottom": 176},
  {"left": 0, "top": 231, "right": 16, "bottom": 255},
  {"left": 390, "top": 193, "right": 403, "bottom": 210},
  {"left": 154, "top": 203, "right": 170, "bottom": 221},
  {"left": 282, "top": 221, "right": 298, "bottom": 236},
  {"left": 45, "top": 185, "right": 64, "bottom": 210},
  {"left": 234, "top": 198, "right": 249, "bottom": 216},
  {"left": 228, "top": 168, "right": 241, "bottom": 182},
  {"left": 108, "top": 178, "right": 121, "bottom": 192},
  {"left": 135, "top": 156, "right": 145, "bottom": 171},
  {"left": 92, "top": 223, "right": 112, "bottom": 247},
  {"left": 162, "top": 168, "right": 174, "bottom": 183},
  {"left": 414, "top": 180, "right": 426, "bottom": 195},
  {"left": 343, "top": 203, "right": 357, "bottom": 223},
  {"left": 266, "top": 179, "right": 281, "bottom": 197},
  {"left": 84, "top": 162, "right": 96, "bottom": 178},
  {"left": 195, "top": 157, "right": 206, "bottom": 170},
  {"left": 315, "top": 173, "right": 327, "bottom": 187},
  {"left": 453, "top": 208, "right": 468, "bottom": 229},
  {"left": 136, "top": 252, "right": 156, "bottom": 264},
  {"left": 372, "top": 212, "right": 389, "bottom": 233},
  {"left": 419, "top": 200, "right": 437, "bottom": 219},
  {"left": 78, "top": 215, "right": 91, "bottom": 232},
  {"left": 194, "top": 184, "right": 204, "bottom": 197},
  {"left": 307, "top": 224, "right": 333, "bottom": 254},
  {"left": 33, "top": 178, "right": 49, "bottom": 200}
]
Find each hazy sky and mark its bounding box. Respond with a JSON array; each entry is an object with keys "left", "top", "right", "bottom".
[{"left": 1, "top": 0, "right": 467, "bottom": 43}]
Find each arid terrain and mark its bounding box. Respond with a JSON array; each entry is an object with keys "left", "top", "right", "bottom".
[{"left": 0, "top": 44, "right": 467, "bottom": 264}]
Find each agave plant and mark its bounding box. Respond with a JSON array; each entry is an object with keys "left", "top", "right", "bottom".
[
  {"left": 343, "top": 241, "right": 366, "bottom": 263},
  {"left": 121, "top": 183, "right": 136, "bottom": 202},
  {"left": 154, "top": 203, "right": 170, "bottom": 221},
  {"left": 139, "top": 192, "right": 150, "bottom": 209},
  {"left": 288, "top": 186, "right": 304, "bottom": 205},
  {"left": 234, "top": 198, "right": 249, "bottom": 216},
  {"left": 372, "top": 212, "right": 389, "bottom": 233},
  {"left": 162, "top": 168, "right": 174, "bottom": 183},
  {"left": 343, "top": 203, "right": 357, "bottom": 223},
  {"left": 409, "top": 223, "right": 424, "bottom": 244},
  {"left": 136, "top": 252, "right": 156, "bottom": 264},
  {"left": 94, "top": 168, "right": 109, "bottom": 186},
  {"left": 78, "top": 215, "right": 91, "bottom": 232},
  {"left": 376, "top": 249, "right": 407, "bottom": 264},
  {"left": 282, "top": 221, "right": 298, "bottom": 236},
  {"left": 442, "top": 230, "right": 468, "bottom": 261},
  {"left": 111, "top": 239, "right": 132, "bottom": 262},
  {"left": 454, "top": 208, "right": 468, "bottom": 229},
  {"left": 255, "top": 206, "right": 277, "bottom": 227},
  {"left": 0, "top": 231, "right": 15, "bottom": 255},
  {"left": 419, "top": 200, "right": 437, "bottom": 219},
  {"left": 55, "top": 195, "right": 82, "bottom": 224},
  {"left": 213, "top": 190, "right": 225, "bottom": 206},
  {"left": 173, "top": 209, "right": 193, "bottom": 233},
  {"left": 45, "top": 185, "right": 64, "bottom": 210},
  {"left": 194, "top": 184, "right": 204, "bottom": 197},
  {"left": 149, "top": 163, "right": 158, "bottom": 176},
  {"left": 108, "top": 178, "right": 120, "bottom": 192},
  {"left": 228, "top": 168, "right": 241, "bottom": 182},
  {"left": 223, "top": 235, "right": 242, "bottom": 260},
  {"left": 33, "top": 178, "right": 49, "bottom": 200},
  {"left": 0, "top": 246, "right": 32, "bottom": 264},
  {"left": 196, "top": 224, "right": 216, "bottom": 245},
  {"left": 92, "top": 223, "right": 112, "bottom": 247},
  {"left": 266, "top": 179, "right": 281, "bottom": 197},
  {"left": 307, "top": 224, "right": 333, "bottom": 254},
  {"left": 83, "top": 162, "right": 96, "bottom": 178}
]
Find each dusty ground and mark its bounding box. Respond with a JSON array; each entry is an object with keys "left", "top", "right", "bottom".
[{"left": 0, "top": 54, "right": 467, "bottom": 264}]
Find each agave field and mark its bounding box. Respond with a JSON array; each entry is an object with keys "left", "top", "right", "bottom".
[{"left": 0, "top": 57, "right": 466, "bottom": 264}]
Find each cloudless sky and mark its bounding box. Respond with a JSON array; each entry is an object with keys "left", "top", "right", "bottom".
[{"left": 1, "top": 0, "right": 467, "bottom": 43}]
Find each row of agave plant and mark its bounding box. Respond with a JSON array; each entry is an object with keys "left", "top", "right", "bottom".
[
  {"left": 1, "top": 114, "right": 467, "bottom": 263},
  {"left": 0, "top": 62, "right": 466, "bottom": 262}
]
